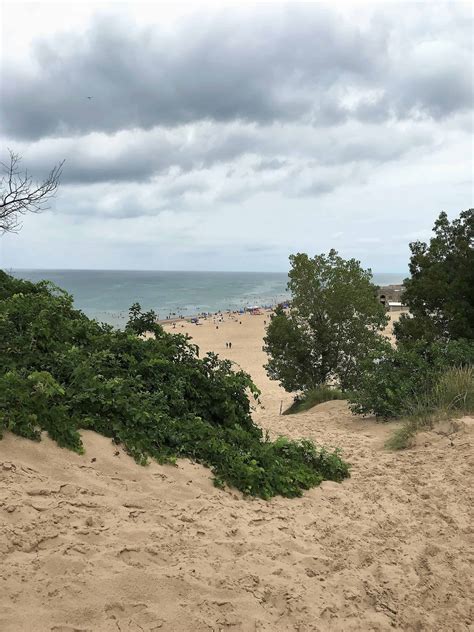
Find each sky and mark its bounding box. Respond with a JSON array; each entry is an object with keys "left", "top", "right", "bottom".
[{"left": 0, "top": 0, "right": 472, "bottom": 272}]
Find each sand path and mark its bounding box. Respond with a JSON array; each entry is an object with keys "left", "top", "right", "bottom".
[{"left": 1, "top": 313, "right": 472, "bottom": 631}]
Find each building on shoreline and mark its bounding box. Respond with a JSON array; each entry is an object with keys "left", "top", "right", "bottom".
[{"left": 377, "top": 285, "right": 407, "bottom": 311}]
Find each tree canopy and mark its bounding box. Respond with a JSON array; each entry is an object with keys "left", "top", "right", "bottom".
[
  {"left": 264, "top": 250, "right": 388, "bottom": 393},
  {"left": 395, "top": 209, "right": 474, "bottom": 344}
]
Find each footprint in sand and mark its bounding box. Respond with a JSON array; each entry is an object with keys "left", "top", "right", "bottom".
[
  {"left": 117, "top": 546, "right": 171, "bottom": 568},
  {"left": 105, "top": 602, "right": 165, "bottom": 630}
]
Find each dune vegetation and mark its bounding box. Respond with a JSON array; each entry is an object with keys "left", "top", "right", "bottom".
[
  {"left": 265, "top": 210, "right": 473, "bottom": 447},
  {"left": 0, "top": 270, "right": 349, "bottom": 499},
  {"left": 1, "top": 210, "right": 472, "bottom": 500}
]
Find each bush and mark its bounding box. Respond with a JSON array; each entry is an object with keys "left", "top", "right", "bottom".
[
  {"left": 386, "top": 366, "right": 474, "bottom": 450},
  {"left": 0, "top": 271, "right": 349, "bottom": 498},
  {"left": 283, "top": 385, "right": 344, "bottom": 415},
  {"left": 349, "top": 340, "right": 474, "bottom": 419}
]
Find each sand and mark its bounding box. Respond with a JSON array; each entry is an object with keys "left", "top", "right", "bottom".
[{"left": 1, "top": 312, "right": 473, "bottom": 631}]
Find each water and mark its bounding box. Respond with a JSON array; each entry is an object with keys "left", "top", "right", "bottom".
[{"left": 9, "top": 269, "right": 406, "bottom": 327}]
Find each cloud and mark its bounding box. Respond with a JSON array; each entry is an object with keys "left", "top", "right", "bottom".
[
  {"left": 4, "top": 115, "right": 434, "bottom": 219},
  {"left": 3, "top": 116, "right": 435, "bottom": 195},
  {"left": 1, "top": 4, "right": 471, "bottom": 141},
  {"left": 254, "top": 158, "right": 287, "bottom": 172},
  {"left": 1, "top": 2, "right": 472, "bottom": 273}
]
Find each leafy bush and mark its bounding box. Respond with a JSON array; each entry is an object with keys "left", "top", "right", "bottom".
[
  {"left": 386, "top": 366, "right": 474, "bottom": 450},
  {"left": 349, "top": 339, "right": 474, "bottom": 419},
  {"left": 0, "top": 271, "right": 349, "bottom": 498},
  {"left": 283, "top": 385, "right": 344, "bottom": 415}
]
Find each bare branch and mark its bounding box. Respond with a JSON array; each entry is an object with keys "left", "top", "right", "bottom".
[{"left": 0, "top": 149, "right": 65, "bottom": 234}]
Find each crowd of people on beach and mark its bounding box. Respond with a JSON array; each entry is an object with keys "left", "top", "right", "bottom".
[{"left": 162, "top": 303, "right": 284, "bottom": 331}]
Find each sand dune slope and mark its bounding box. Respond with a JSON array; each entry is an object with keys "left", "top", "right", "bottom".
[
  {"left": 1, "top": 404, "right": 473, "bottom": 632},
  {"left": 1, "top": 312, "right": 472, "bottom": 631}
]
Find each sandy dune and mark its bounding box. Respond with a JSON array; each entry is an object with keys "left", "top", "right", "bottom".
[{"left": 1, "top": 313, "right": 473, "bottom": 631}]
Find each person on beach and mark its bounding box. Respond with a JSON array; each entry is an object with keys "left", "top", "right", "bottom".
[
  {"left": 225, "top": 342, "right": 228, "bottom": 349},
  {"left": 229, "top": 342, "right": 232, "bottom": 349}
]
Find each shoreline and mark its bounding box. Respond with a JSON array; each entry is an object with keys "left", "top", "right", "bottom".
[
  {"left": 9, "top": 269, "right": 406, "bottom": 328},
  {"left": 156, "top": 303, "right": 282, "bottom": 326},
  {"left": 156, "top": 283, "right": 406, "bottom": 326}
]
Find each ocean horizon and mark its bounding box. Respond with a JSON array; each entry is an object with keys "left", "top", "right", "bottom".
[{"left": 10, "top": 269, "right": 407, "bottom": 327}]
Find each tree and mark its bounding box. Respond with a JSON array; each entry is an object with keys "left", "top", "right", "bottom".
[
  {"left": 394, "top": 209, "right": 474, "bottom": 344},
  {"left": 0, "top": 150, "right": 64, "bottom": 233},
  {"left": 125, "top": 302, "right": 162, "bottom": 336},
  {"left": 264, "top": 250, "right": 389, "bottom": 393}
]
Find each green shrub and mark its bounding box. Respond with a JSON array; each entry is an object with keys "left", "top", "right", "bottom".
[
  {"left": 385, "top": 366, "right": 474, "bottom": 450},
  {"left": 349, "top": 340, "right": 474, "bottom": 419},
  {"left": 283, "top": 385, "right": 344, "bottom": 415},
  {"left": 0, "top": 271, "right": 349, "bottom": 498}
]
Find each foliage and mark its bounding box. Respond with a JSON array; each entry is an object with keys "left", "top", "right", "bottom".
[
  {"left": 264, "top": 250, "right": 388, "bottom": 392},
  {"left": 385, "top": 366, "right": 474, "bottom": 450},
  {"left": 283, "top": 385, "right": 344, "bottom": 415},
  {"left": 349, "top": 339, "right": 474, "bottom": 419},
  {"left": 395, "top": 209, "right": 474, "bottom": 345},
  {"left": 0, "top": 269, "right": 44, "bottom": 300},
  {"left": 0, "top": 271, "right": 349, "bottom": 498}
]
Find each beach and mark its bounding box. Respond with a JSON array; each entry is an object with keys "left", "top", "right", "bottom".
[
  {"left": 1, "top": 312, "right": 472, "bottom": 631},
  {"left": 162, "top": 310, "right": 293, "bottom": 415}
]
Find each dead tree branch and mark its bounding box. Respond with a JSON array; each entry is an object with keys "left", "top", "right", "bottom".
[{"left": 0, "top": 149, "right": 64, "bottom": 233}]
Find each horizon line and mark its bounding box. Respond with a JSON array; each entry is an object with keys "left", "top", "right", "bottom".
[{"left": 8, "top": 267, "right": 408, "bottom": 275}]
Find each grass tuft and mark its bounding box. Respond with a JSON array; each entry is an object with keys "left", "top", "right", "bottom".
[{"left": 386, "top": 366, "right": 474, "bottom": 450}]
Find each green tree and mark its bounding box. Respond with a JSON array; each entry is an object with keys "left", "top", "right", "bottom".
[
  {"left": 125, "top": 302, "right": 162, "bottom": 336},
  {"left": 395, "top": 209, "right": 474, "bottom": 344},
  {"left": 264, "top": 250, "right": 389, "bottom": 393}
]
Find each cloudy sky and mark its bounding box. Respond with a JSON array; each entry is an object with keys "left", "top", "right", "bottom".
[{"left": 1, "top": 0, "right": 472, "bottom": 272}]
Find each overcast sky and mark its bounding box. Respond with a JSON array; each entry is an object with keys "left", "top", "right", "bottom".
[{"left": 1, "top": 0, "right": 472, "bottom": 272}]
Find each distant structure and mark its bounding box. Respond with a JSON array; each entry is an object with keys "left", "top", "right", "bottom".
[{"left": 377, "top": 284, "right": 406, "bottom": 312}]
